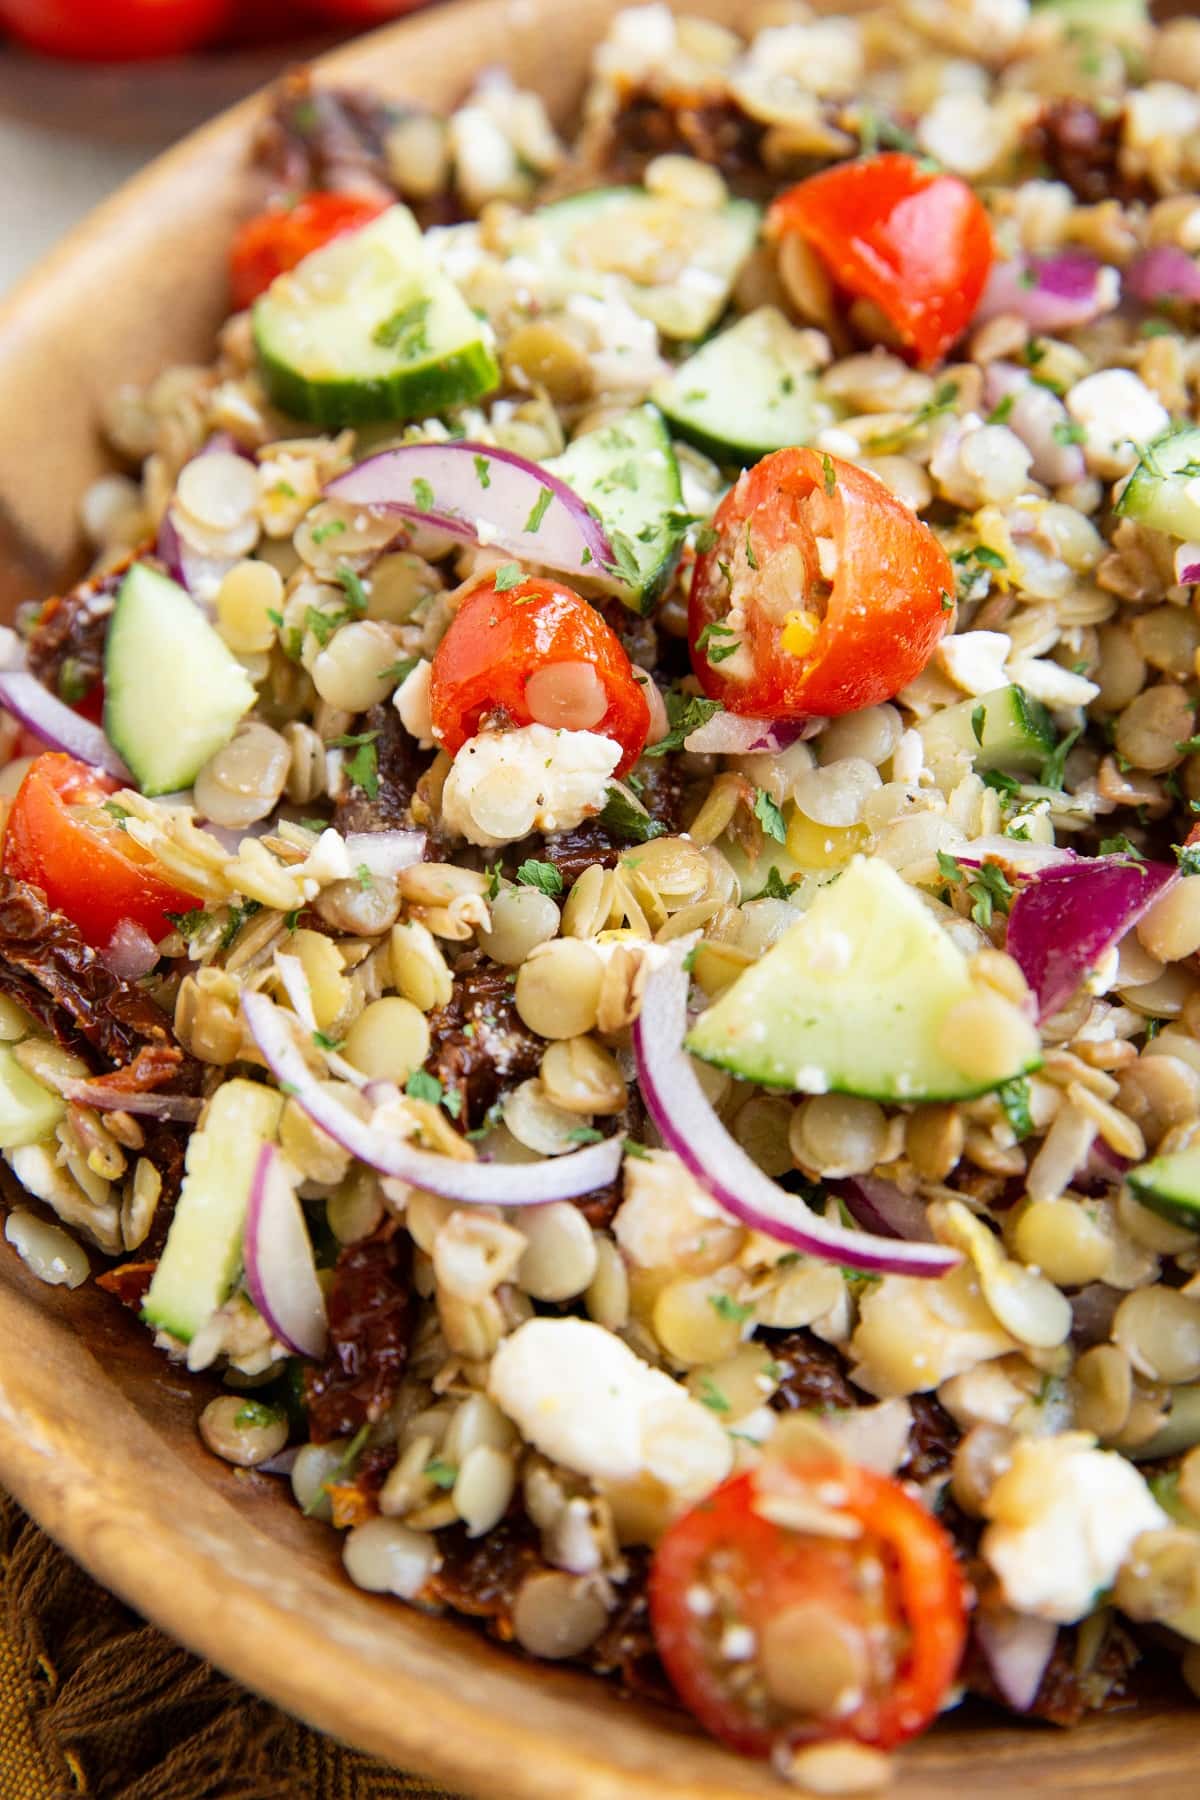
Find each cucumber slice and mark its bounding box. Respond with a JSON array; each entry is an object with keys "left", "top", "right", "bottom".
[
  {"left": 142, "top": 1078, "right": 284, "bottom": 1343},
  {"left": 652, "top": 308, "right": 836, "bottom": 463},
  {"left": 686, "top": 855, "right": 1042, "bottom": 1102},
  {"left": 545, "top": 404, "right": 685, "bottom": 613},
  {"left": 1116, "top": 424, "right": 1200, "bottom": 540},
  {"left": 919, "top": 685, "right": 1055, "bottom": 775},
  {"left": 0, "top": 1046, "right": 63, "bottom": 1150},
  {"left": 104, "top": 563, "right": 256, "bottom": 796},
  {"left": 1127, "top": 1145, "right": 1200, "bottom": 1232},
  {"left": 254, "top": 204, "right": 500, "bottom": 426},
  {"left": 513, "top": 188, "right": 761, "bottom": 341}
]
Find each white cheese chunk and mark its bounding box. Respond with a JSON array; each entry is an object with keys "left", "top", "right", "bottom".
[
  {"left": 982, "top": 1432, "right": 1166, "bottom": 1623},
  {"left": 441, "top": 723, "right": 621, "bottom": 847},
  {"left": 488, "top": 1317, "right": 733, "bottom": 1502},
  {"left": 1066, "top": 370, "right": 1169, "bottom": 480}
]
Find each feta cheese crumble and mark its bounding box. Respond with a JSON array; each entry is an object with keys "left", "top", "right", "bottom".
[{"left": 441, "top": 723, "right": 621, "bottom": 847}]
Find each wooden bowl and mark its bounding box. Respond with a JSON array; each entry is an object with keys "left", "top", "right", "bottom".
[{"left": 0, "top": 5, "right": 1197, "bottom": 1794}]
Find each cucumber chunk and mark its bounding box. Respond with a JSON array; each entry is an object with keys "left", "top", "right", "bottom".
[
  {"left": 686, "top": 855, "right": 1042, "bottom": 1102},
  {"left": 652, "top": 308, "right": 837, "bottom": 462},
  {"left": 142, "top": 1078, "right": 284, "bottom": 1343},
  {"left": 1127, "top": 1145, "right": 1200, "bottom": 1232},
  {"left": 0, "top": 1046, "right": 63, "bottom": 1150},
  {"left": 545, "top": 404, "right": 685, "bottom": 612},
  {"left": 919, "top": 685, "right": 1056, "bottom": 775},
  {"left": 513, "top": 188, "right": 761, "bottom": 341},
  {"left": 254, "top": 204, "right": 500, "bottom": 426},
  {"left": 104, "top": 563, "right": 256, "bottom": 796},
  {"left": 1116, "top": 424, "right": 1200, "bottom": 540}
]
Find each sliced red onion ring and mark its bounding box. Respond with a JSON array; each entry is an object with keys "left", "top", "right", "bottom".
[
  {"left": 0, "top": 668, "right": 130, "bottom": 780},
  {"left": 1175, "top": 542, "right": 1200, "bottom": 586},
  {"left": 682, "top": 713, "right": 822, "bottom": 755},
  {"left": 631, "top": 947, "right": 959, "bottom": 1278},
  {"left": 325, "top": 442, "right": 618, "bottom": 589},
  {"left": 101, "top": 918, "right": 160, "bottom": 982},
  {"left": 245, "top": 1141, "right": 328, "bottom": 1359},
  {"left": 975, "top": 1610, "right": 1057, "bottom": 1713},
  {"left": 1126, "top": 246, "right": 1200, "bottom": 308},
  {"left": 982, "top": 363, "right": 1085, "bottom": 488},
  {"left": 243, "top": 990, "right": 624, "bottom": 1203},
  {"left": 839, "top": 1175, "right": 936, "bottom": 1244},
  {"left": 345, "top": 829, "right": 426, "bottom": 877},
  {"left": 1005, "top": 855, "right": 1177, "bottom": 1022},
  {"left": 976, "top": 253, "right": 1118, "bottom": 333},
  {"left": 61, "top": 1081, "right": 204, "bottom": 1122}
]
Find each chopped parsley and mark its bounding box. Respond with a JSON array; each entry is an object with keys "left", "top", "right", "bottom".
[
  {"left": 694, "top": 523, "right": 719, "bottom": 554},
  {"left": 755, "top": 866, "right": 794, "bottom": 901},
  {"left": 744, "top": 521, "right": 759, "bottom": 571},
  {"left": 473, "top": 453, "right": 492, "bottom": 489},
  {"left": 335, "top": 564, "right": 369, "bottom": 614},
  {"left": 406, "top": 1070, "right": 443, "bottom": 1105},
  {"left": 310, "top": 519, "right": 347, "bottom": 546},
  {"left": 378, "top": 656, "right": 419, "bottom": 686},
  {"left": 485, "top": 861, "right": 502, "bottom": 900},
  {"left": 709, "top": 1294, "right": 754, "bottom": 1325},
  {"left": 234, "top": 1400, "right": 284, "bottom": 1431},
  {"left": 331, "top": 730, "right": 381, "bottom": 800},
  {"left": 424, "top": 1457, "right": 458, "bottom": 1490},
  {"left": 623, "top": 1138, "right": 651, "bottom": 1159},
  {"left": 985, "top": 393, "right": 1016, "bottom": 426},
  {"left": 821, "top": 451, "right": 837, "bottom": 495},
  {"left": 313, "top": 1029, "right": 345, "bottom": 1052},
  {"left": 1176, "top": 842, "right": 1200, "bottom": 877},
  {"left": 355, "top": 863, "right": 374, "bottom": 890},
  {"left": 598, "top": 788, "right": 666, "bottom": 843},
  {"left": 102, "top": 801, "right": 131, "bottom": 828},
  {"left": 936, "top": 851, "right": 1013, "bottom": 929},
  {"left": 998, "top": 1076, "right": 1034, "bottom": 1143},
  {"left": 695, "top": 619, "right": 739, "bottom": 665},
  {"left": 523, "top": 486, "right": 553, "bottom": 533},
  {"left": 372, "top": 296, "right": 431, "bottom": 358},
  {"left": 1052, "top": 419, "right": 1087, "bottom": 446},
  {"left": 970, "top": 702, "right": 987, "bottom": 747},
  {"left": 492, "top": 561, "right": 523, "bottom": 592},
  {"left": 644, "top": 691, "right": 723, "bottom": 757},
  {"left": 165, "top": 907, "right": 211, "bottom": 939},
  {"left": 1098, "top": 834, "right": 1146, "bottom": 863},
  {"left": 1039, "top": 726, "right": 1081, "bottom": 791},
  {"left": 567, "top": 1126, "right": 604, "bottom": 1145},
  {"left": 753, "top": 788, "right": 788, "bottom": 844},
  {"left": 697, "top": 1377, "right": 731, "bottom": 1414},
  {"left": 515, "top": 859, "right": 563, "bottom": 896},
  {"left": 220, "top": 898, "right": 262, "bottom": 952},
  {"left": 304, "top": 606, "right": 344, "bottom": 648},
  {"left": 411, "top": 477, "right": 435, "bottom": 513},
  {"left": 57, "top": 658, "right": 90, "bottom": 704}
]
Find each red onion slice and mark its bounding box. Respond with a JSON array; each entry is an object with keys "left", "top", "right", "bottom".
[
  {"left": 1005, "top": 855, "right": 1177, "bottom": 1022},
  {"left": 61, "top": 1081, "right": 203, "bottom": 1122},
  {"left": 345, "top": 829, "right": 427, "bottom": 878},
  {"left": 101, "top": 918, "right": 160, "bottom": 982},
  {"left": 839, "top": 1175, "right": 936, "bottom": 1243},
  {"left": 631, "top": 948, "right": 959, "bottom": 1278},
  {"left": 682, "top": 713, "right": 822, "bottom": 755},
  {"left": 975, "top": 1610, "right": 1058, "bottom": 1713},
  {"left": 1126, "top": 246, "right": 1200, "bottom": 308},
  {"left": 245, "top": 1141, "right": 328, "bottom": 1360},
  {"left": 325, "top": 442, "right": 617, "bottom": 588},
  {"left": 0, "top": 668, "right": 130, "bottom": 780},
  {"left": 976, "top": 253, "right": 1118, "bottom": 333},
  {"left": 242, "top": 990, "right": 624, "bottom": 1204}
]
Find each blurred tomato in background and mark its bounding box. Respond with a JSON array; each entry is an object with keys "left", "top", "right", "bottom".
[{"left": 0, "top": 0, "right": 431, "bottom": 61}]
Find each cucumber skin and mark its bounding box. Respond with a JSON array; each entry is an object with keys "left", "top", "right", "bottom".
[
  {"left": 1128, "top": 1167, "right": 1200, "bottom": 1233},
  {"left": 256, "top": 326, "right": 501, "bottom": 428}
]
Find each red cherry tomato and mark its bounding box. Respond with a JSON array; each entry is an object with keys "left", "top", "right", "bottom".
[
  {"left": 3, "top": 753, "right": 202, "bottom": 948},
  {"left": 428, "top": 576, "right": 651, "bottom": 776},
  {"left": 298, "top": 0, "right": 429, "bottom": 20},
  {"left": 768, "top": 153, "right": 994, "bottom": 368},
  {"left": 0, "top": 0, "right": 231, "bottom": 60},
  {"left": 650, "top": 1458, "right": 968, "bottom": 1758},
  {"left": 229, "top": 192, "right": 391, "bottom": 312},
  {"left": 688, "top": 448, "right": 955, "bottom": 719}
]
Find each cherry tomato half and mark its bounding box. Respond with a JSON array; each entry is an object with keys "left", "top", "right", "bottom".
[
  {"left": 688, "top": 448, "right": 954, "bottom": 719},
  {"left": 650, "top": 1458, "right": 968, "bottom": 1758},
  {"left": 299, "top": 0, "right": 429, "bottom": 18},
  {"left": 3, "top": 753, "right": 201, "bottom": 948},
  {"left": 229, "top": 192, "right": 391, "bottom": 312},
  {"left": 0, "top": 0, "right": 231, "bottom": 60},
  {"left": 768, "top": 153, "right": 994, "bottom": 369},
  {"left": 428, "top": 575, "right": 651, "bottom": 775}
]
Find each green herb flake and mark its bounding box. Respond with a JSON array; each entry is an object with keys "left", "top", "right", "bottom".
[
  {"left": 515, "top": 859, "right": 563, "bottom": 897},
  {"left": 310, "top": 519, "right": 347, "bottom": 546},
  {"left": 1052, "top": 420, "right": 1087, "bottom": 446},
  {"left": 424, "top": 1457, "right": 458, "bottom": 1490},
  {"left": 982, "top": 768, "right": 1021, "bottom": 796},
  {"left": 1098, "top": 834, "right": 1146, "bottom": 863},
  {"left": 165, "top": 908, "right": 211, "bottom": 940},
  {"left": 57, "top": 658, "right": 90, "bottom": 704},
  {"left": 744, "top": 521, "right": 759, "bottom": 571},
  {"left": 355, "top": 863, "right": 374, "bottom": 891},
  {"left": 971, "top": 702, "right": 986, "bottom": 747},
  {"left": 986, "top": 394, "right": 1016, "bottom": 426},
  {"left": 998, "top": 1076, "right": 1034, "bottom": 1143},
  {"left": 378, "top": 656, "right": 419, "bottom": 686},
  {"left": 694, "top": 523, "right": 719, "bottom": 554},
  {"left": 940, "top": 589, "right": 954, "bottom": 611},
  {"left": 623, "top": 1138, "right": 651, "bottom": 1160},
  {"left": 645, "top": 691, "right": 724, "bottom": 757},
  {"left": 755, "top": 866, "right": 794, "bottom": 901},
  {"left": 405, "top": 1070, "right": 443, "bottom": 1106},
  {"left": 312, "top": 1029, "right": 345, "bottom": 1052},
  {"left": 336, "top": 564, "right": 369, "bottom": 613},
  {"left": 493, "top": 562, "right": 523, "bottom": 592},
  {"left": 753, "top": 788, "right": 787, "bottom": 843},
  {"left": 821, "top": 452, "right": 837, "bottom": 496},
  {"left": 1039, "top": 726, "right": 1081, "bottom": 791},
  {"left": 233, "top": 1400, "right": 284, "bottom": 1431},
  {"left": 485, "top": 861, "right": 502, "bottom": 900},
  {"left": 523, "top": 486, "right": 553, "bottom": 534},
  {"left": 473, "top": 453, "right": 492, "bottom": 489},
  {"left": 411, "top": 477, "right": 436, "bottom": 513},
  {"left": 567, "top": 1126, "right": 604, "bottom": 1145},
  {"left": 709, "top": 1294, "right": 754, "bottom": 1324},
  {"left": 219, "top": 898, "right": 262, "bottom": 952},
  {"left": 372, "top": 295, "right": 431, "bottom": 357},
  {"left": 598, "top": 788, "right": 666, "bottom": 843},
  {"left": 697, "top": 1377, "right": 731, "bottom": 1414},
  {"left": 1176, "top": 842, "right": 1200, "bottom": 877},
  {"left": 102, "top": 801, "right": 131, "bottom": 829}
]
